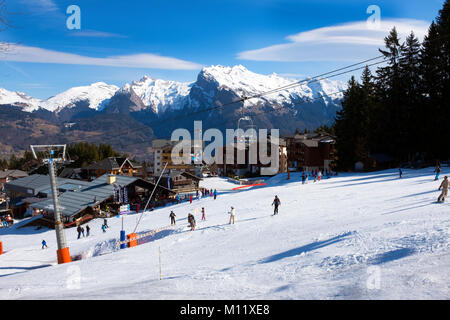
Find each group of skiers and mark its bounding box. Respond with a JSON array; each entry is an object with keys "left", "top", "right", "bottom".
[
  {"left": 76, "top": 224, "right": 90, "bottom": 239},
  {"left": 169, "top": 195, "right": 282, "bottom": 232},
  {"left": 302, "top": 169, "right": 337, "bottom": 184},
  {"left": 174, "top": 189, "right": 219, "bottom": 204},
  {"left": 75, "top": 218, "right": 109, "bottom": 239},
  {"left": 399, "top": 164, "right": 448, "bottom": 203}
]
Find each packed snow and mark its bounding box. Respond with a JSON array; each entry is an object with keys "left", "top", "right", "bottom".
[{"left": 0, "top": 168, "right": 449, "bottom": 299}]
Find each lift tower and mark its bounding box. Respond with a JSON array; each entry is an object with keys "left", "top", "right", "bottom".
[{"left": 30, "top": 145, "right": 71, "bottom": 264}]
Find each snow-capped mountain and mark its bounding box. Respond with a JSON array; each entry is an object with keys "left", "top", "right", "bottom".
[
  {"left": 41, "top": 82, "right": 119, "bottom": 113},
  {"left": 0, "top": 65, "right": 346, "bottom": 115},
  {"left": 0, "top": 87, "right": 42, "bottom": 112},
  {"left": 0, "top": 82, "right": 119, "bottom": 113},
  {"left": 195, "top": 65, "right": 346, "bottom": 108},
  {"left": 0, "top": 65, "right": 347, "bottom": 137},
  {"left": 125, "top": 76, "right": 192, "bottom": 113}
]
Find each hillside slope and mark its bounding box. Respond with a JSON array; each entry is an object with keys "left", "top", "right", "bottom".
[{"left": 0, "top": 168, "right": 449, "bottom": 299}]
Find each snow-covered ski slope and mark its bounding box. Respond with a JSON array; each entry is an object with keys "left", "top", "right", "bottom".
[{"left": 0, "top": 168, "right": 449, "bottom": 299}]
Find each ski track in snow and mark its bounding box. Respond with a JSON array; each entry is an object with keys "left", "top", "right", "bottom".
[{"left": 0, "top": 168, "right": 449, "bottom": 299}]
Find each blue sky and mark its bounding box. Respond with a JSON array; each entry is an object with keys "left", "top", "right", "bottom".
[{"left": 0, "top": 0, "right": 445, "bottom": 99}]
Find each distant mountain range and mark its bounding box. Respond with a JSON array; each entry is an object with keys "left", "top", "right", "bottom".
[{"left": 0, "top": 65, "right": 347, "bottom": 159}]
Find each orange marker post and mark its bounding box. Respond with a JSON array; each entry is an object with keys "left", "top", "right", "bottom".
[
  {"left": 56, "top": 247, "right": 72, "bottom": 264},
  {"left": 127, "top": 233, "right": 137, "bottom": 247}
]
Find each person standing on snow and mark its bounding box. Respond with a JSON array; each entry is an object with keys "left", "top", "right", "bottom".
[
  {"left": 301, "top": 172, "right": 306, "bottom": 185},
  {"left": 213, "top": 189, "right": 217, "bottom": 200},
  {"left": 399, "top": 168, "right": 403, "bottom": 178},
  {"left": 201, "top": 207, "right": 206, "bottom": 221},
  {"left": 104, "top": 218, "right": 109, "bottom": 229},
  {"left": 101, "top": 224, "right": 107, "bottom": 233},
  {"left": 41, "top": 240, "right": 48, "bottom": 249},
  {"left": 438, "top": 176, "right": 449, "bottom": 203},
  {"left": 169, "top": 211, "right": 176, "bottom": 225},
  {"left": 272, "top": 196, "right": 281, "bottom": 215},
  {"left": 86, "top": 224, "right": 90, "bottom": 237},
  {"left": 77, "top": 225, "right": 82, "bottom": 239},
  {"left": 187, "top": 213, "right": 196, "bottom": 231},
  {"left": 228, "top": 206, "right": 236, "bottom": 224},
  {"left": 318, "top": 170, "right": 322, "bottom": 181},
  {"left": 435, "top": 165, "right": 442, "bottom": 181}
]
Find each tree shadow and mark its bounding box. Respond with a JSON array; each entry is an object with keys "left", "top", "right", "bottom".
[
  {"left": 258, "top": 231, "right": 354, "bottom": 264},
  {"left": 380, "top": 203, "right": 431, "bottom": 215},
  {"left": 368, "top": 248, "right": 416, "bottom": 265},
  {"left": 0, "top": 264, "right": 52, "bottom": 278}
]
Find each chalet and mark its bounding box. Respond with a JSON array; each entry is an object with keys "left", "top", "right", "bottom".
[
  {"left": 4, "top": 173, "right": 175, "bottom": 225},
  {"left": 159, "top": 171, "right": 202, "bottom": 193},
  {"left": 0, "top": 169, "right": 28, "bottom": 189},
  {"left": 84, "top": 157, "right": 142, "bottom": 179},
  {"left": 285, "top": 133, "right": 336, "bottom": 172}
]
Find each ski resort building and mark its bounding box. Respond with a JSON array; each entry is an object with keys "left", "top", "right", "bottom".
[
  {"left": 4, "top": 173, "right": 175, "bottom": 227},
  {"left": 216, "top": 139, "right": 287, "bottom": 177},
  {"left": 83, "top": 157, "right": 142, "bottom": 180},
  {"left": 152, "top": 139, "right": 202, "bottom": 177},
  {"left": 285, "top": 133, "right": 336, "bottom": 172},
  {"left": 0, "top": 169, "right": 28, "bottom": 189},
  {"left": 159, "top": 171, "right": 202, "bottom": 193}
]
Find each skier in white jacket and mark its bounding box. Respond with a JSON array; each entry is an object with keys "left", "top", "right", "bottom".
[{"left": 228, "top": 206, "right": 236, "bottom": 224}]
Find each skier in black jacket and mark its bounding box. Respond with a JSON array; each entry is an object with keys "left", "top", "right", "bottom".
[
  {"left": 169, "top": 211, "right": 176, "bottom": 225},
  {"left": 272, "top": 196, "right": 281, "bottom": 215}
]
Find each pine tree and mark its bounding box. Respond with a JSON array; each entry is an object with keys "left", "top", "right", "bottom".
[{"left": 421, "top": 22, "right": 444, "bottom": 158}]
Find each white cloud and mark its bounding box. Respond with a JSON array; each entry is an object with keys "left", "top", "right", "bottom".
[
  {"left": 0, "top": 44, "right": 202, "bottom": 70},
  {"left": 21, "top": 0, "right": 59, "bottom": 13},
  {"left": 238, "top": 19, "right": 430, "bottom": 62},
  {"left": 69, "top": 30, "right": 128, "bottom": 38}
]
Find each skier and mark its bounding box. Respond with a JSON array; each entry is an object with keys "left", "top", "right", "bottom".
[
  {"left": 301, "top": 172, "right": 306, "bottom": 185},
  {"left": 41, "top": 240, "right": 47, "bottom": 249},
  {"left": 169, "top": 211, "right": 176, "bottom": 225},
  {"left": 101, "top": 224, "right": 107, "bottom": 233},
  {"left": 201, "top": 207, "right": 206, "bottom": 221},
  {"left": 438, "top": 176, "right": 449, "bottom": 203},
  {"left": 81, "top": 226, "right": 85, "bottom": 237},
  {"left": 86, "top": 224, "right": 90, "bottom": 237},
  {"left": 228, "top": 206, "right": 236, "bottom": 224},
  {"left": 399, "top": 168, "right": 403, "bottom": 178},
  {"left": 187, "top": 213, "right": 196, "bottom": 231},
  {"left": 213, "top": 189, "right": 217, "bottom": 200},
  {"left": 272, "top": 196, "right": 281, "bottom": 215},
  {"left": 77, "top": 225, "right": 82, "bottom": 239},
  {"left": 318, "top": 170, "right": 322, "bottom": 181},
  {"left": 435, "top": 165, "right": 442, "bottom": 181},
  {"left": 104, "top": 218, "right": 109, "bottom": 229}
]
